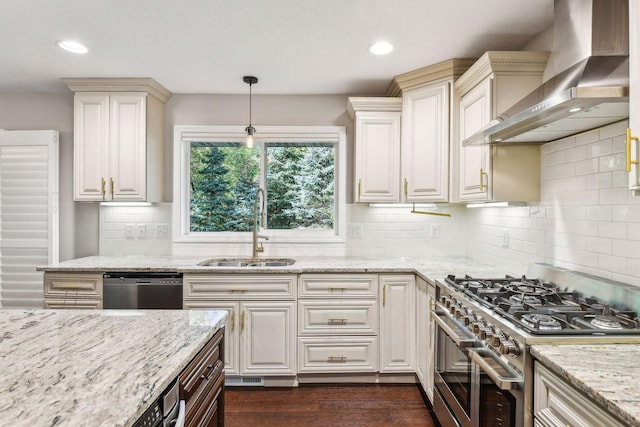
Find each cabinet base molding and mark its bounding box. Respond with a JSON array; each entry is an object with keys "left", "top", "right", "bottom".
[{"left": 297, "top": 373, "right": 417, "bottom": 384}]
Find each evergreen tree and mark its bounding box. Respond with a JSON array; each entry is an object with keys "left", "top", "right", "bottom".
[
  {"left": 296, "top": 146, "right": 334, "bottom": 228},
  {"left": 224, "top": 148, "right": 259, "bottom": 231},
  {"left": 190, "top": 147, "right": 235, "bottom": 231},
  {"left": 267, "top": 146, "right": 304, "bottom": 229}
]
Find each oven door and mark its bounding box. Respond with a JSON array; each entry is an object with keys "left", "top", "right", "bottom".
[
  {"left": 432, "top": 303, "right": 478, "bottom": 427},
  {"left": 470, "top": 348, "right": 524, "bottom": 427}
]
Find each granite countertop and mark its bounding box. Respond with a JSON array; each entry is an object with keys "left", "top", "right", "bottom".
[
  {"left": 0, "top": 309, "right": 226, "bottom": 427},
  {"left": 531, "top": 344, "right": 640, "bottom": 427},
  {"left": 37, "top": 255, "right": 514, "bottom": 282}
]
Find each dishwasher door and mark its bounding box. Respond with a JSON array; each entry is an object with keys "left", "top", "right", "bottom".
[{"left": 103, "top": 272, "right": 183, "bottom": 309}]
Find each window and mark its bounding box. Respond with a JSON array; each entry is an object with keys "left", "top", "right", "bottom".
[{"left": 174, "top": 126, "right": 346, "bottom": 243}]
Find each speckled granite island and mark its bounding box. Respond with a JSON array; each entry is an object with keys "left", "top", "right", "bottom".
[
  {"left": 531, "top": 344, "right": 640, "bottom": 427},
  {"left": 0, "top": 309, "right": 226, "bottom": 427}
]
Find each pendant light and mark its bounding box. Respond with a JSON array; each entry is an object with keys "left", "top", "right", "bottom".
[{"left": 243, "top": 75, "right": 258, "bottom": 148}]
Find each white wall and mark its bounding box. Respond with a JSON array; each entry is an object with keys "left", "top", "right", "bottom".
[{"left": 464, "top": 120, "right": 640, "bottom": 285}]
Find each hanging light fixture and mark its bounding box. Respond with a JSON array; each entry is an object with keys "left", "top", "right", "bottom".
[{"left": 243, "top": 75, "right": 258, "bottom": 148}]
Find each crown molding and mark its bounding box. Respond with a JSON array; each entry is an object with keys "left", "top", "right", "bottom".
[
  {"left": 454, "top": 51, "right": 550, "bottom": 96},
  {"left": 347, "top": 97, "right": 402, "bottom": 119},
  {"left": 386, "top": 58, "right": 476, "bottom": 96},
  {"left": 61, "top": 78, "right": 172, "bottom": 103}
]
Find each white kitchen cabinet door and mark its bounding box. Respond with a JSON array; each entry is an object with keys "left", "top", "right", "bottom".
[
  {"left": 109, "top": 94, "right": 147, "bottom": 200},
  {"left": 73, "top": 94, "right": 110, "bottom": 200},
  {"left": 458, "top": 79, "right": 491, "bottom": 201},
  {"left": 629, "top": 0, "right": 640, "bottom": 193},
  {"left": 354, "top": 112, "right": 401, "bottom": 202},
  {"left": 415, "top": 278, "right": 428, "bottom": 391},
  {"left": 184, "top": 300, "right": 240, "bottom": 376},
  {"left": 402, "top": 82, "right": 450, "bottom": 202},
  {"left": 379, "top": 274, "right": 416, "bottom": 373},
  {"left": 240, "top": 301, "right": 297, "bottom": 376}
]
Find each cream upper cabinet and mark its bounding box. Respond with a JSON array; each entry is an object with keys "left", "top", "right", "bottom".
[
  {"left": 64, "top": 78, "right": 171, "bottom": 202},
  {"left": 349, "top": 98, "right": 402, "bottom": 202},
  {"left": 629, "top": 0, "right": 640, "bottom": 193},
  {"left": 401, "top": 82, "right": 451, "bottom": 202},
  {"left": 453, "top": 51, "right": 549, "bottom": 202}
]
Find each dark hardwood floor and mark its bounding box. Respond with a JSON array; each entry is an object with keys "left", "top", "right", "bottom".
[{"left": 224, "top": 384, "right": 437, "bottom": 426}]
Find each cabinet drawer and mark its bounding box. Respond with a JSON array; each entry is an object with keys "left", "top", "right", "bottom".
[
  {"left": 43, "top": 273, "right": 103, "bottom": 298},
  {"left": 181, "top": 327, "right": 224, "bottom": 408},
  {"left": 188, "top": 372, "right": 223, "bottom": 427},
  {"left": 299, "top": 274, "right": 378, "bottom": 298},
  {"left": 298, "top": 300, "right": 378, "bottom": 335},
  {"left": 298, "top": 337, "right": 378, "bottom": 373},
  {"left": 43, "top": 299, "right": 102, "bottom": 309},
  {"left": 184, "top": 274, "right": 296, "bottom": 300}
]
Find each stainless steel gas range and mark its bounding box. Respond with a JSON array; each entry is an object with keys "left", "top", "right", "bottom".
[{"left": 432, "top": 263, "right": 640, "bottom": 427}]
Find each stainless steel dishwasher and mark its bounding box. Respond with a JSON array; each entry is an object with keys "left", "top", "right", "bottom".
[{"left": 103, "top": 272, "right": 183, "bottom": 309}]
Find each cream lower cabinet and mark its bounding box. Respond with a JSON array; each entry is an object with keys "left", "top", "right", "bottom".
[
  {"left": 297, "top": 274, "right": 379, "bottom": 373},
  {"left": 415, "top": 277, "right": 435, "bottom": 402},
  {"left": 43, "top": 272, "right": 103, "bottom": 309},
  {"left": 534, "top": 362, "right": 626, "bottom": 427},
  {"left": 183, "top": 274, "right": 297, "bottom": 377},
  {"left": 379, "top": 274, "right": 415, "bottom": 373}
]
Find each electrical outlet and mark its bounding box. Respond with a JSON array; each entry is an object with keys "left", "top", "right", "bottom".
[
  {"left": 125, "top": 224, "right": 135, "bottom": 239},
  {"left": 349, "top": 224, "right": 363, "bottom": 239},
  {"left": 156, "top": 223, "right": 169, "bottom": 238},
  {"left": 430, "top": 224, "right": 439, "bottom": 238},
  {"left": 502, "top": 228, "right": 509, "bottom": 248},
  {"left": 136, "top": 224, "right": 146, "bottom": 239}
]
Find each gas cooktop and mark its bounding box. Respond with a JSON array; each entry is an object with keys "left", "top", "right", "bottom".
[{"left": 445, "top": 274, "right": 640, "bottom": 335}]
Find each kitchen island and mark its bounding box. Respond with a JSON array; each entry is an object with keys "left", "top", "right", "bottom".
[
  {"left": 531, "top": 344, "right": 640, "bottom": 427},
  {"left": 0, "top": 308, "right": 226, "bottom": 426}
]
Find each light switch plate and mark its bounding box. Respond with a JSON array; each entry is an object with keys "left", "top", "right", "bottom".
[
  {"left": 136, "top": 224, "right": 146, "bottom": 239},
  {"left": 125, "top": 224, "right": 135, "bottom": 239}
]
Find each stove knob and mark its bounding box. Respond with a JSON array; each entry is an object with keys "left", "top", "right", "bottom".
[
  {"left": 478, "top": 327, "right": 490, "bottom": 340},
  {"left": 490, "top": 334, "right": 501, "bottom": 347},
  {"left": 454, "top": 308, "right": 462, "bottom": 319},
  {"left": 449, "top": 304, "right": 457, "bottom": 315},
  {"left": 472, "top": 321, "right": 483, "bottom": 334},
  {"left": 441, "top": 296, "right": 451, "bottom": 308},
  {"left": 463, "top": 315, "right": 471, "bottom": 326},
  {"left": 499, "top": 339, "right": 521, "bottom": 356}
]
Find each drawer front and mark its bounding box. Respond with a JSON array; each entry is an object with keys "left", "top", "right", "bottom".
[
  {"left": 44, "top": 273, "right": 103, "bottom": 298},
  {"left": 299, "top": 274, "right": 378, "bottom": 298},
  {"left": 298, "top": 337, "right": 378, "bottom": 373},
  {"left": 184, "top": 274, "right": 296, "bottom": 300},
  {"left": 181, "top": 327, "right": 224, "bottom": 405},
  {"left": 43, "top": 299, "right": 102, "bottom": 309},
  {"left": 298, "top": 300, "right": 378, "bottom": 335}
]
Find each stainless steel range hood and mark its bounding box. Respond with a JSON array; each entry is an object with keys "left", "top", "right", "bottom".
[{"left": 464, "top": 0, "right": 629, "bottom": 145}]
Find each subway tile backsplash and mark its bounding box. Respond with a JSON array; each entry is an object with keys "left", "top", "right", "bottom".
[{"left": 98, "top": 120, "right": 640, "bottom": 287}]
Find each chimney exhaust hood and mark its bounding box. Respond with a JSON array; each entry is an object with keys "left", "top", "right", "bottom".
[{"left": 464, "top": 0, "right": 629, "bottom": 146}]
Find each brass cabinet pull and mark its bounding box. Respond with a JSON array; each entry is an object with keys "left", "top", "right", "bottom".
[
  {"left": 110, "top": 177, "right": 114, "bottom": 196},
  {"left": 328, "top": 355, "right": 347, "bottom": 362},
  {"left": 231, "top": 310, "right": 236, "bottom": 331},
  {"left": 383, "top": 284, "right": 386, "bottom": 307},
  {"left": 479, "top": 168, "right": 488, "bottom": 191},
  {"left": 241, "top": 310, "right": 245, "bottom": 331},
  {"left": 230, "top": 289, "right": 249, "bottom": 293},
  {"left": 328, "top": 317, "right": 347, "bottom": 325},
  {"left": 358, "top": 179, "right": 362, "bottom": 199},
  {"left": 627, "top": 128, "right": 639, "bottom": 172},
  {"left": 329, "top": 287, "right": 347, "bottom": 292},
  {"left": 404, "top": 178, "right": 408, "bottom": 196},
  {"left": 101, "top": 178, "right": 106, "bottom": 199}
]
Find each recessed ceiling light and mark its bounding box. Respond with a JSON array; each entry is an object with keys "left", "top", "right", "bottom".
[
  {"left": 369, "top": 41, "right": 393, "bottom": 55},
  {"left": 568, "top": 107, "right": 582, "bottom": 113},
  {"left": 56, "top": 40, "right": 88, "bottom": 54}
]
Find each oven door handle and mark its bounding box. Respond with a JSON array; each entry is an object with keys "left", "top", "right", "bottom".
[
  {"left": 431, "top": 310, "right": 477, "bottom": 347},
  {"left": 469, "top": 348, "right": 523, "bottom": 391}
]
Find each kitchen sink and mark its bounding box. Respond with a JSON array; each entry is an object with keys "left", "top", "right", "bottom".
[{"left": 198, "top": 258, "right": 296, "bottom": 267}]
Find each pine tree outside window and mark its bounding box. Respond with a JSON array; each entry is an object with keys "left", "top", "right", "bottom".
[{"left": 174, "top": 126, "right": 346, "bottom": 244}]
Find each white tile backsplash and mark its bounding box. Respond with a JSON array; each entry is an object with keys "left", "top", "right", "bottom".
[{"left": 465, "top": 120, "right": 640, "bottom": 286}]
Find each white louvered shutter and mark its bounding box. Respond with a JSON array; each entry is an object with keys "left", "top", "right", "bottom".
[{"left": 0, "top": 130, "right": 59, "bottom": 308}]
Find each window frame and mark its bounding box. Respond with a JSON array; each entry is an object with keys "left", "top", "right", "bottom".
[{"left": 173, "top": 125, "right": 346, "bottom": 244}]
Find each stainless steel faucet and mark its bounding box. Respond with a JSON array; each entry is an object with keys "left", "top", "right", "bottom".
[{"left": 252, "top": 188, "right": 270, "bottom": 259}]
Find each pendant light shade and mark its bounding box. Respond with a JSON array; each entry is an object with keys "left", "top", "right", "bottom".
[{"left": 243, "top": 75, "right": 258, "bottom": 148}]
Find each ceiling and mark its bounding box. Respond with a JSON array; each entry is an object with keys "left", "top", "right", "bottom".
[{"left": 0, "top": 0, "right": 554, "bottom": 95}]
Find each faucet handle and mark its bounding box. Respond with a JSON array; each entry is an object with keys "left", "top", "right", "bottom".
[{"left": 257, "top": 234, "right": 270, "bottom": 241}]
